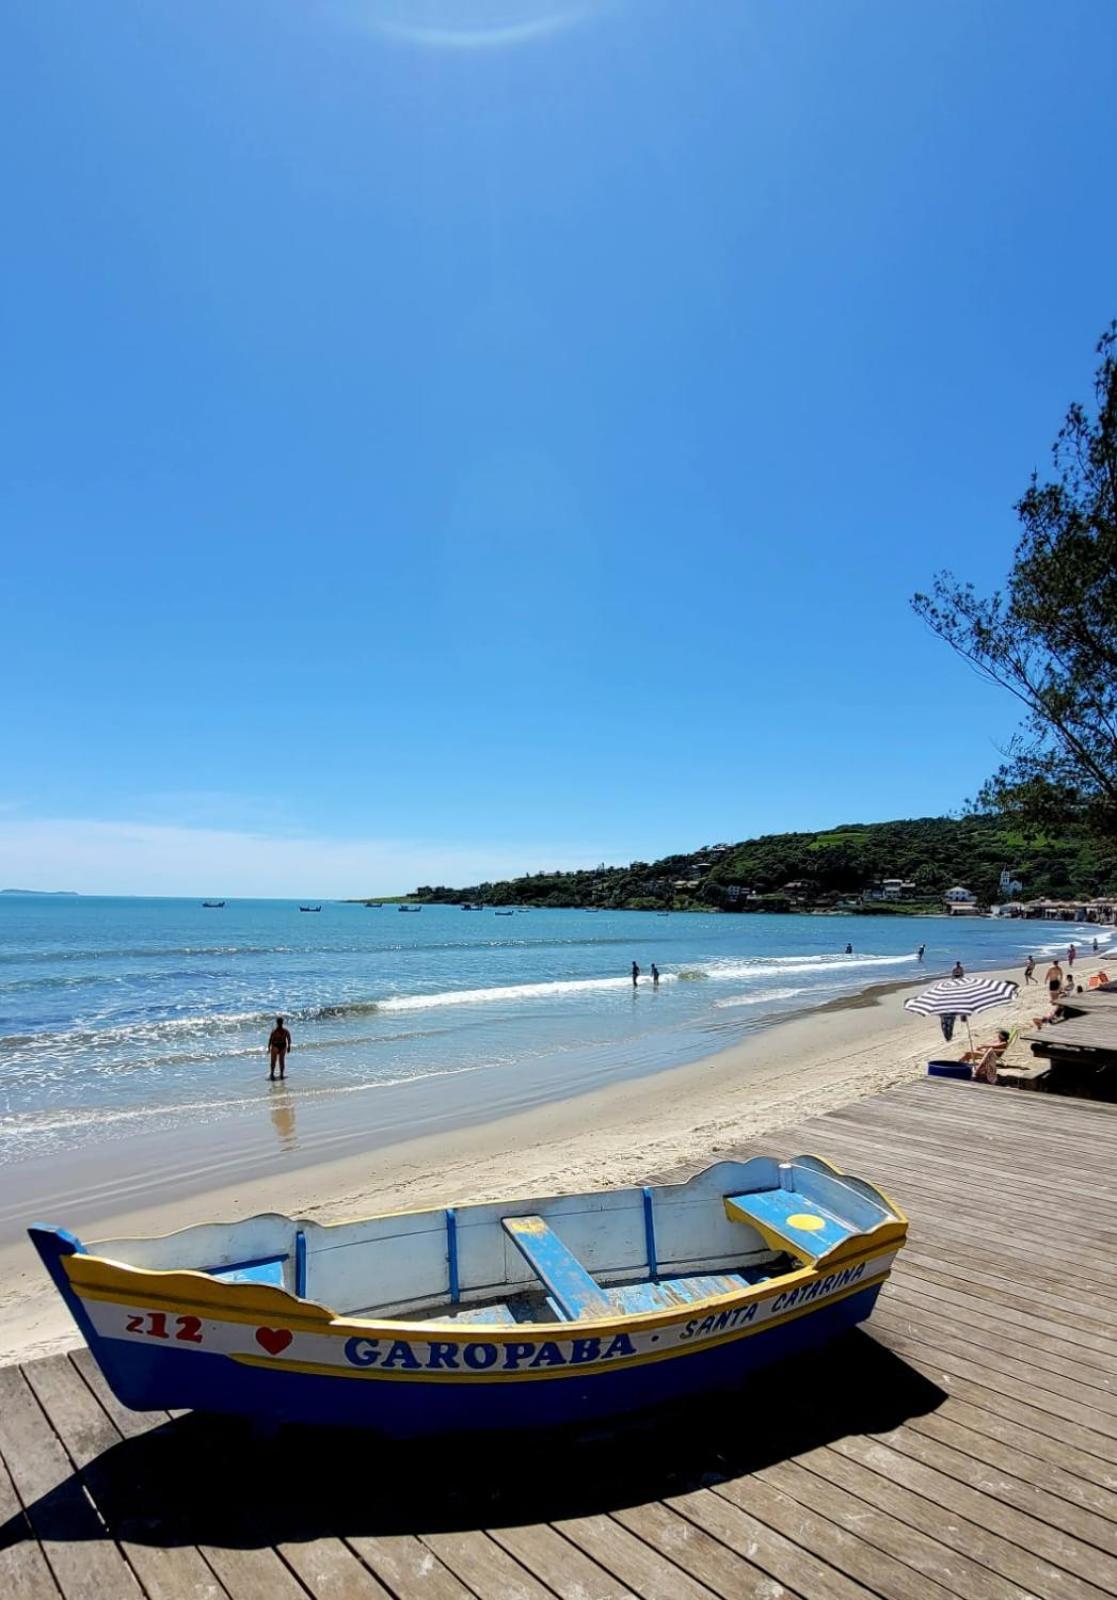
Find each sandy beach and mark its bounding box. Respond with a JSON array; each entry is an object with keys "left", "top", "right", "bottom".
[{"left": 5, "top": 951, "right": 1101, "bottom": 1370}]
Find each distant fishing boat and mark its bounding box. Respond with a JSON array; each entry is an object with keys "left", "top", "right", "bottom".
[
  {"left": 202, "top": 901, "right": 225, "bottom": 909},
  {"left": 398, "top": 905, "right": 422, "bottom": 913},
  {"left": 494, "top": 910, "right": 514, "bottom": 916},
  {"left": 30, "top": 1155, "right": 906, "bottom": 1438},
  {"left": 299, "top": 906, "right": 322, "bottom": 913}
]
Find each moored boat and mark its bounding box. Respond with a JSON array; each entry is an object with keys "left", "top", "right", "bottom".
[{"left": 30, "top": 1157, "right": 905, "bottom": 1439}]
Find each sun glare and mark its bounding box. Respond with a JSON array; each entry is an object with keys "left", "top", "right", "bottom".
[{"left": 357, "top": 0, "right": 594, "bottom": 51}]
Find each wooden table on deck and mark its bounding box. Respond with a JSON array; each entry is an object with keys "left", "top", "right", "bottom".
[{"left": 3, "top": 1078, "right": 1117, "bottom": 1600}]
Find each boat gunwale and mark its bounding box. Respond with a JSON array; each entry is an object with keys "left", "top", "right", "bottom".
[
  {"left": 49, "top": 1155, "right": 907, "bottom": 1344},
  {"left": 61, "top": 1225, "right": 906, "bottom": 1342}
]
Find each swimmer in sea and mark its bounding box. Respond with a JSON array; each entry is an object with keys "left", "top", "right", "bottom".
[{"left": 268, "top": 1016, "right": 292, "bottom": 1081}]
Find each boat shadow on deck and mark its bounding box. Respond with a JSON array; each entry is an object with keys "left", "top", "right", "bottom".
[{"left": 0, "top": 1330, "right": 944, "bottom": 1551}]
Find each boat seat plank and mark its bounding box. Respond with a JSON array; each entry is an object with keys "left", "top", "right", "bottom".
[
  {"left": 610, "top": 1283, "right": 675, "bottom": 1313},
  {"left": 502, "top": 1216, "right": 613, "bottom": 1321},
  {"left": 724, "top": 1189, "right": 853, "bottom": 1262},
  {"left": 611, "top": 1274, "right": 750, "bottom": 1314},
  {"left": 445, "top": 1303, "right": 519, "bottom": 1326},
  {"left": 207, "top": 1254, "right": 287, "bottom": 1288}
]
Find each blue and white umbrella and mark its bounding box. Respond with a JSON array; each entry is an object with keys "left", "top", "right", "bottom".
[{"left": 904, "top": 976, "right": 1018, "bottom": 1046}]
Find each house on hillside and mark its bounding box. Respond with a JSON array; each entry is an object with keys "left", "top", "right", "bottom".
[{"left": 945, "top": 886, "right": 980, "bottom": 915}]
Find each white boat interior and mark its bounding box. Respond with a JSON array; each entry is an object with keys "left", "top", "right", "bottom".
[{"left": 89, "top": 1157, "right": 900, "bottom": 1327}]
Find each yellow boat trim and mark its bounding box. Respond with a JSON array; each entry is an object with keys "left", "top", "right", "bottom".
[
  {"left": 66, "top": 1232, "right": 903, "bottom": 1343},
  {"left": 224, "top": 1270, "right": 892, "bottom": 1384}
]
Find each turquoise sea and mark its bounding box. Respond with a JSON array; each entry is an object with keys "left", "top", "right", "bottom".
[{"left": 3, "top": 897, "right": 1107, "bottom": 1190}]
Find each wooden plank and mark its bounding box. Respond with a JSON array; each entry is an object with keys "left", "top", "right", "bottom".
[
  {"left": 870, "top": 1305, "right": 1117, "bottom": 1413},
  {"left": 864, "top": 1414, "right": 1117, "bottom": 1558},
  {"left": 711, "top": 1474, "right": 957, "bottom": 1600},
  {"left": 421, "top": 1530, "right": 556, "bottom": 1599},
  {"left": 344, "top": 1534, "right": 475, "bottom": 1600},
  {"left": 0, "top": 1450, "right": 62, "bottom": 1600},
  {"left": 489, "top": 1523, "right": 639, "bottom": 1600},
  {"left": 0, "top": 1364, "right": 145, "bottom": 1600},
  {"left": 867, "top": 1323, "right": 1117, "bottom": 1452},
  {"left": 792, "top": 1441, "right": 1113, "bottom": 1600},
  {"left": 553, "top": 1513, "right": 721, "bottom": 1600},
  {"left": 825, "top": 1434, "right": 1117, "bottom": 1599},
  {"left": 666, "top": 1486, "right": 878, "bottom": 1600},
  {"left": 863, "top": 1342, "right": 1117, "bottom": 1494},
  {"left": 756, "top": 1457, "right": 1022, "bottom": 1600},
  {"left": 280, "top": 1538, "right": 394, "bottom": 1600},
  {"left": 881, "top": 1269, "right": 1117, "bottom": 1362},
  {"left": 881, "top": 1276, "right": 1117, "bottom": 1374},
  {"left": 20, "top": 1355, "right": 230, "bottom": 1600},
  {"left": 198, "top": 1547, "right": 311, "bottom": 1600},
  {"left": 903, "top": 1408, "right": 1117, "bottom": 1526},
  {"left": 612, "top": 1501, "right": 800, "bottom": 1600}
]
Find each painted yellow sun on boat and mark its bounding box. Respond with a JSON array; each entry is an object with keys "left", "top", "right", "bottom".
[{"left": 786, "top": 1213, "right": 826, "bottom": 1232}]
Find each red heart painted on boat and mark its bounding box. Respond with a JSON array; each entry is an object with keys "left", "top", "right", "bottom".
[{"left": 255, "top": 1327, "right": 293, "bottom": 1356}]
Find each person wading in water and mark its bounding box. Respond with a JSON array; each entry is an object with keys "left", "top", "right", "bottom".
[{"left": 268, "top": 1016, "right": 292, "bottom": 1081}]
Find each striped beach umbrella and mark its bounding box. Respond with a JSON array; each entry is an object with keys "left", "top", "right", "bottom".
[{"left": 904, "top": 976, "right": 1018, "bottom": 1047}]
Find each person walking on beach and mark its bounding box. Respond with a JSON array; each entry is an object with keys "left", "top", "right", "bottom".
[
  {"left": 651, "top": 963, "right": 660, "bottom": 987},
  {"left": 1045, "top": 960, "right": 1063, "bottom": 1002},
  {"left": 1068, "top": 943, "right": 1076, "bottom": 968},
  {"left": 1024, "top": 955, "right": 1036, "bottom": 985},
  {"left": 631, "top": 961, "right": 640, "bottom": 987},
  {"left": 951, "top": 960, "right": 965, "bottom": 979},
  {"left": 268, "top": 1016, "right": 291, "bottom": 1081},
  {"left": 916, "top": 944, "right": 925, "bottom": 962}
]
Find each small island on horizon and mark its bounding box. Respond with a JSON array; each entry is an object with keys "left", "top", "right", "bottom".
[{"left": 1, "top": 888, "right": 80, "bottom": 896}]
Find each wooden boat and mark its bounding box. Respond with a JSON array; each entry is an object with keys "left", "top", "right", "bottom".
[
  {"left": 201, "top": 901, "right": 225, "bottom": 908},
  {"left": 398, "top": 905, "right": 422, "bottom": 913},
  {"left": 299, "top": 905, "right": 322, "bottom": 913},
  {"left": 30, "top": 1157, "right": 905, "bottom": 1439}
]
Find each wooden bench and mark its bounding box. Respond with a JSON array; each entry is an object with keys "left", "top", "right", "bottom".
[
  {"left": 723, "top": 1189, "right": 853, "bottom": 1263},
  {"left": 502, "top": 1216, "right": 613, "bottom": 1321}
]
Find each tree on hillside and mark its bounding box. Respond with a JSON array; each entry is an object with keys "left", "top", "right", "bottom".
[{"left": 913, "top": 324, "right": 1117, "bottom": 839}]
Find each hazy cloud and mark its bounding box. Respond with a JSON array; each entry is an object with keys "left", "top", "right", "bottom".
[{"left": 0, "top": 815, "right": 606, "bottom": 898}]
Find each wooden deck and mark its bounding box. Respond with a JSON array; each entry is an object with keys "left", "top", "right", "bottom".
[{"left": 3, "top": 1077, "right": 1117, "bottom": 1600}]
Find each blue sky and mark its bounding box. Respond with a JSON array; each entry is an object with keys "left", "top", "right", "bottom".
[{"left": 3, "top": 1, "right": 1115, "bottom": 895}]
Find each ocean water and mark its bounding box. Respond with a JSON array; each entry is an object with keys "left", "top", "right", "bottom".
[{"left": 2, "top": 896, "right": 1107, "bottom": 1175}]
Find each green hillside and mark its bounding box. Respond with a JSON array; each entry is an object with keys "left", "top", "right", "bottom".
[{"left": 404, "top": 815, "right": 1115, "bottom": 913}]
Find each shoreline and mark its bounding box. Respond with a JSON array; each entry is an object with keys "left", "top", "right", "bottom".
[{"left": 0, "top": 956, "right": 1049, "bottom": 1369}]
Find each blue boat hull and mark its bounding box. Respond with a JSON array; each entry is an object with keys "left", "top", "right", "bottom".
[{"left": 77, "top": 1283, "right": 882, "bottom": 1437}]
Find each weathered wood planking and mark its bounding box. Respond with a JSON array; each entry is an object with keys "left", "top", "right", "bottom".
[{"left": 1, "top": 1078, "right": 1116, "bottom": 1600}]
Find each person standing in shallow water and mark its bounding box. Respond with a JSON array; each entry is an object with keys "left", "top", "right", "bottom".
[
  {"left": 651, "top": 963, "right": 660, "bottom": 987},
  {"left": 268, "top": 1016, "right": 291, "bottom": 1080},
  {"left": 917, "top": 944, "right": 925, "bottom": 962},
  {"left": 631, "top": 961, "right": 640, "bottom": 987}
]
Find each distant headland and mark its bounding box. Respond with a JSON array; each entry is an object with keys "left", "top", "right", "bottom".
[
  {"left": 1, "top": 889, "right": 80, "bottom": 896},
  {"left": 356, "top": 815, "right": 1113, "bottom": 916}
]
